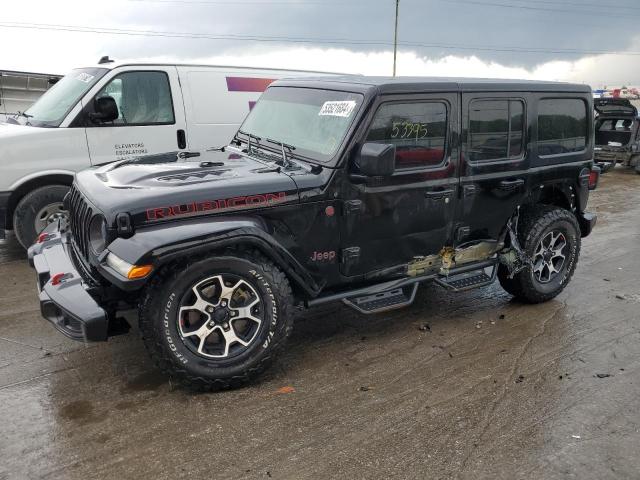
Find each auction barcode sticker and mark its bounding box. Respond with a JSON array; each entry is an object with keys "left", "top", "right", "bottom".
[
  {"left": 319, "top": 100, "right": 357, "bottom": 117},
  {"left": 76, "top": 73, "right": 95, "bottom": 83}
]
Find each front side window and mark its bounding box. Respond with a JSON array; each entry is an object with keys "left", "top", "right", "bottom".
[
  {"left": 92, "top": 71, "right": 174, "bottom": 126},
  {"left": 538, "top": 98, "right": 587, "bottom": 156},
  {"left": 469, "top": 99, "right": 525, "bottom": 162},
  {"left": 365, "top": 102, "right": 447, "bottom": 169}
]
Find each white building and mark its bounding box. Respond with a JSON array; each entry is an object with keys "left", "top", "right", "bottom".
[{"left": 0, "top": 70, "right": 62, "bottom": 121}]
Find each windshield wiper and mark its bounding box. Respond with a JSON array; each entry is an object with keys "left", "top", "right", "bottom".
[
  {"left": 236, "top": 129, "right": 262, "bottom": 155},
  {"left": 15, "top": 111, "right": 33, "bottom": 125},
  {"left": 266, "top": 138, "right": 297, "bottom": 168}
]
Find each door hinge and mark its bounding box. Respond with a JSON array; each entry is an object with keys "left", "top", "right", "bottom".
[{"left": 343, "top": 200, "right": 363, "bottom": 216}]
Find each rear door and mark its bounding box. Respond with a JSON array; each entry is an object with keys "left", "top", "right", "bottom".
[
  {"left": 83, "top": 66, "right": 187, "bottom": 165},
  {"left": 456, "top": 93, "right": 530, "bottom": 245},
  {"left": 340, "top": 93, "right": 459, "bottom": 277}
]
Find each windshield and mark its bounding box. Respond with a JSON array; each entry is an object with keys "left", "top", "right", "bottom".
[
  {"left": 22, "top": 67, "right": 107, "bottom": 127},
  {"left": 239, "top": 87, "right": 363, "bottom": 163}
]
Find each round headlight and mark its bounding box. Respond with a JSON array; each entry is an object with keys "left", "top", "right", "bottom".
[{"left": 89, "top": 215, "right": 108, "bottom": 255}]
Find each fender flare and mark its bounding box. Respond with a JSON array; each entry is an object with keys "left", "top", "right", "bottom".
[
  {"left": 106, "top": 216, "right": 323, "bottom": 297},
  {"left": 527, "top": 180, "right": 575, "bottom": 211}
]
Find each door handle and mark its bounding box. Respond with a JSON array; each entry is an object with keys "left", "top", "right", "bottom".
[
  {"left": 177, "top": 129, "right": 187, "bottom": 149},
  {"left": 463, "top": 184, "right": 477, "bottom": 197},
  {"left": 498, "top": 179, "right": 525, "bottom": 191},
  {"left": 425, "top": 189, "right": 455, "bottom": 200}
]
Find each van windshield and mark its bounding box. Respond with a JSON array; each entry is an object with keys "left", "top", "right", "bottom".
[
  {"left": 239, "top": 87, "right": 363, "bottom": 163},
  {"left": 21, "top": 67, "right": 107, "bottom": 127}
]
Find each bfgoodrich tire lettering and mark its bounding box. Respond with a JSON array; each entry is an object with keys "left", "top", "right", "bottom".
[
  {"left": 498, "top": 206, "right": 581, "bottom": 304},
  {"left": 139, "top": 250, "right": 294, "bottom": 391}
]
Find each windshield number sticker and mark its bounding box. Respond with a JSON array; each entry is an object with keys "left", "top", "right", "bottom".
[
  {"left": 391, "top": 121, "right": 429, "bottom": 139},
  {"left": 76, "top": 73, "right": 95, "bottom": 83},
  {"left": 319, "top": 101, "right": 357, "bottom": 118}
]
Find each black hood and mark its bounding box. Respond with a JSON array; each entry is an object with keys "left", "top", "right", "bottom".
[
  {"left": 594, "top": 98, "right": 638, "bottom": 117},
  {"left": 75, "top": 149, "right": 300, "bottom": 227}
]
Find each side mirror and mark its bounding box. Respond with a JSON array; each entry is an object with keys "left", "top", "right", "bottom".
[
  {"left": 90, "top": 96, "right": 118, "bottom": 123},
  {"left": 355, "top": 142, "right": 396, "bottom": 177}
]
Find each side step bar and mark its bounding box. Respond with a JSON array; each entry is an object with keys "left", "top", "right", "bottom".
[
  {"left": 434, "top": 265, "right": 497, "bottom": 292},
  {"left": 306, "top": 260, "right": 498, "bottom": 314},
  {"left": 343, "top": 284, "right": 418, "bottom": 314}
]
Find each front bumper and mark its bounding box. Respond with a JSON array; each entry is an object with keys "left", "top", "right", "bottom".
[
  {"left": 577, "top": 211, "right": 597, "bottom": 238},
  {"left": 28, "top": 222, "right": 108, "bottom": 342}
]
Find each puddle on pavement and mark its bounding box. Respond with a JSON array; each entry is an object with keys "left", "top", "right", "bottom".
[
  {"left": 0, "top": 233, "right": 25, "bottom": 264},
  {"left": 120, "top": 370, "right": 167, "bottom": 393},
  {"left": 59, "top": 400, "right": 104, "bottom": 425}
]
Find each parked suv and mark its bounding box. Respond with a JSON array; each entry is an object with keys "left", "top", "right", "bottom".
[
  {"left": 29, "top": 77, "right": 599, "bottom": 390},
  {"left": 594, "top": 97, "right": 640, "bottom": 173}
]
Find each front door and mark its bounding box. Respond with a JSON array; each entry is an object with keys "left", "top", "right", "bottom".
[
  {"left": 456, "top": 93, "right": 531, "bottom": 245},
  {"left": 340, "top": 94, "right": 459, "bottom": 277},
  {"left": 83, "top": 67, "right": 187, "bottom": 165}
]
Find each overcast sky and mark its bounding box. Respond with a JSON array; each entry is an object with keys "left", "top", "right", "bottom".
[{"left": 2, "top": 0, "right": 640, "bottom": 87}]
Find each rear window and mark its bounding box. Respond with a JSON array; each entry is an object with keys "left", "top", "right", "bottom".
[
  {"left": 538, "top": 99, "right": 587, "bottom": 156},
  {"left": 468, "top": 99, "right": 525, "bottom": 162},
  {"left": 597, "top": 119, "right": 633, "bottom": 131}
]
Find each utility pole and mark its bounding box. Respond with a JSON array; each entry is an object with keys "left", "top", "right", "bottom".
[{"left": 393, "top": 0, "right": 399, "bottom": 77}]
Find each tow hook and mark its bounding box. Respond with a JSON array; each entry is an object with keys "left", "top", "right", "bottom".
[{"left": 51, "top": 272, "right": 73, "bottom": 286}]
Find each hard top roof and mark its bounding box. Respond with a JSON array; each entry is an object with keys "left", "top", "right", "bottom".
[{"left": 271, "top": 75, "right": 592, "bottom": 94}]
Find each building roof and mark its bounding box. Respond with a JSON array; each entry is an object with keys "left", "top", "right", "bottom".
[{"left": 0, "top": 69, "right": 62, "bottom": 78}]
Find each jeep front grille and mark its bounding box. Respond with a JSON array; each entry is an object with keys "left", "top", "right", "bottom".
[{"left": 65, "top": 185, "right": 93, "bottom": 263}]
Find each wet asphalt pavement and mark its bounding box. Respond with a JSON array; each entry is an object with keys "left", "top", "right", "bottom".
[{"left": 1, "top": 168, "right": 639, "bottom": 480}]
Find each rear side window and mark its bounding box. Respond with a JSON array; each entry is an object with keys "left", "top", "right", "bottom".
[
  {"left": 468, "top": 99, "right": 525, "bottom": 162},
  {"left": 538, "top": 99, "right": 587, "bottom": 156},
  {"left": 365, "top": 102, "right": 447, "bottom": 169},
  {"left": 93, "top": 71, "right": 175, "bottom": 126}
]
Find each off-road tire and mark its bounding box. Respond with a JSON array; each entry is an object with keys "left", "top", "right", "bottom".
[
  {"left": 13, "top": 185, "right": 70, "bottom": 249},
  {"left": 139, "top": 250, "right": 295, "bottom": 391},
  {"left": 498, "top": 206, "right": 581, "bottom": 304}
]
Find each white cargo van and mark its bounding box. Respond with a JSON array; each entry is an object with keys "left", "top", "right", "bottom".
[{"left": 0, "top": 58, "right": 332, "bottom": 248}]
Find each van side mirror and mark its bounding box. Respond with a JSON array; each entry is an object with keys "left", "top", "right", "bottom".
[
  {"left": 355, "top": 142, "right": 396, "bottom": 177},
  {"left": 90, "top": 96, "right": 118, "bottom": 123}
]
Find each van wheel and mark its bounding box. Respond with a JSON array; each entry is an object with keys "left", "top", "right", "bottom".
[
  {"left": 498, "top": 206, "right": 580, "bottom": 304},
  {"left": 13, "top": 185, "right": 70, "bottom": 249},
  {"left": 139, "top": 250, "right": 295, "bottom": 391}
]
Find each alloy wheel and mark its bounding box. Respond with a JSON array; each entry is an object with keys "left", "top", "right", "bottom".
[
  {"left": 532, "top": 230, "right": 567, "bottom": 284},
  {"left": 177, "top": 274, "right": 263, "bottom": 359}
]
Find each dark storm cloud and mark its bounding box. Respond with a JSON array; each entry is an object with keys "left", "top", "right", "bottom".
[{"left": 98, "top": 0, "right": 638, "bottom": 68}]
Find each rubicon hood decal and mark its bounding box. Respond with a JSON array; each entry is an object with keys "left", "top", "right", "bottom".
[{"left": 147, "top": 191, "right": 289, "bottom": 221}]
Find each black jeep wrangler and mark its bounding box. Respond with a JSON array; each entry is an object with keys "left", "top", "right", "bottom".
[{"left": 29, "top": 77, "right": 599, "bottom": 390}]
